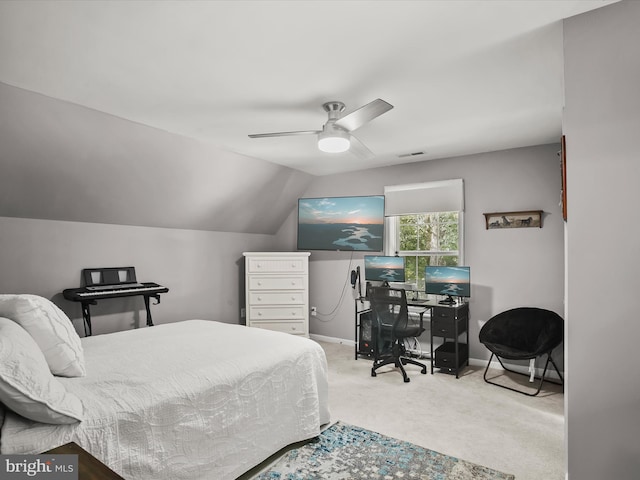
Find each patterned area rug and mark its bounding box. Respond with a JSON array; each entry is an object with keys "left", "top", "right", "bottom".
[{"left": 255, "top": 421, "right": 515, "bottom": 479}]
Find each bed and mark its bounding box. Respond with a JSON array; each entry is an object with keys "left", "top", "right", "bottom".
[{"left": 0, "top": 294, "right": 330, "bottom": 480}]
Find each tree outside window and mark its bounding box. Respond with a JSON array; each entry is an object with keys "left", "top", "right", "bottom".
[{"left": 396, "top": 212, "right": 460, "bottom": 291}]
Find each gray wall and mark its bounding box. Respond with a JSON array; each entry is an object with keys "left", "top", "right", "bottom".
[
  {"left": 0, "top": 215, "right": 275, "bottom": 335},
  {"left": 275, "top": 144, "right": 565, "bottom": 366},
  {"left": 564, "top": 2, "right": 640, "bottom": 479},
  {"left": 0, "top": 81, "right": 310, "bottom": 337}
]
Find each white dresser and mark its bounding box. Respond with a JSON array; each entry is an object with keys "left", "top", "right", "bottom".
[{"left": 243, "top": 252, "right": 310, "bottom": 337}]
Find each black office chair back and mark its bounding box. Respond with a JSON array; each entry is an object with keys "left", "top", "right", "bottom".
[
  {"left": 369, "top": 287, "right": 422, "bottom": 339},
  {"left": 368, "top": 286, "right": 428, "bottom": 382}
]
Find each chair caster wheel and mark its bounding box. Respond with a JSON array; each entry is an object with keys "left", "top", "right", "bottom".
[
  {"left": 421, "top": 368, "right": 427, "bottom": 374},
  {"left": 404, "top": 377, "right": 410, "bottom": 383},
  {"left": 371, "top": 371, "right": 377, "bottom": 377}
]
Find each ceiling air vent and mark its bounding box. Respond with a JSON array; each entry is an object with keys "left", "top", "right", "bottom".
[{"left": 398, "top": 151, "right": 425, "bottom": 158}]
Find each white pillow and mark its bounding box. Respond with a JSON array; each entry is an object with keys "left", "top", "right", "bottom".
[
  {"left": 0, "top": 294, "right": 86, "bottom": 377},
  {"left": 0, "top": 317, "right": 84, "bottom": 424}
]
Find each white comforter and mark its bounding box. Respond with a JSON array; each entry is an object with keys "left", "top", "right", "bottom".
[{"left": 1, "top": 320, "right": 330, "bottom": 479}]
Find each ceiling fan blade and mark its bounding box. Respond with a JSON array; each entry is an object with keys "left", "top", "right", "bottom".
[
  {"left": 335, "top": 98, "right": 393, "bottom": 132},
  {"left": 349, "top": 134, "right": 375, "bottom": 160},
  {"left": 248, "top": 130, "right": 321, "bottom": 139}
]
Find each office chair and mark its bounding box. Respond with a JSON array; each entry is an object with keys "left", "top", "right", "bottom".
[
  {"left": 369, "top": 286, "right": 427, "bottom": 383},
  {"left": 479, "top": 307, "right": 564, "bottom": 396}
]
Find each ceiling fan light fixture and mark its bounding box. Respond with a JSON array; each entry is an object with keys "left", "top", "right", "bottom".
[{"left": 318, "top": 129, "right": 350, "bottom": 153}]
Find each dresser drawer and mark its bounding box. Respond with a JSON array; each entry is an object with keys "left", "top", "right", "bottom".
[
  {"left": 249, "top": 305, "right": 305, "bottom": 320},
  {"left": 249, "top": 276, "right": 306, "bottom": 290},
  {"left": 247, "top": 257, "right": 308, "bottom": 274},
  {"left": 250, "top": 320, "right": 307, "bottom": 335},
  {"left": 249, "top": 291, "right": 305, "bottom": 305}
]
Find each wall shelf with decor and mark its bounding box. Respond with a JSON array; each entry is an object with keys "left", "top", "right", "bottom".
[{"left": 483, "top": 210, "right": 543, "bottom": 229}]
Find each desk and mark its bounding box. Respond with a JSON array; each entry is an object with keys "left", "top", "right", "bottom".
[
  {"left": 354, "top": 296, "right": 431, "bottom": 360},
  {"left": 44, "top": 442, "right": 124, "bottom": 480},
  {"left": 355, "top": 297, "right": 469, "bottom": 378},
  {"left": 63, "top": 283, "right": 168, "bottom": 336}
]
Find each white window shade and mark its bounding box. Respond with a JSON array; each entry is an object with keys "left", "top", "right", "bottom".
[{"left": 384, "top": 179, "right": 464, "bottom": 216}]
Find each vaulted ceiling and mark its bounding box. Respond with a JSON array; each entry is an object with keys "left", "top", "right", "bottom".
[{"left": 0, "top": 1, "right": 618, "bottom": 176}]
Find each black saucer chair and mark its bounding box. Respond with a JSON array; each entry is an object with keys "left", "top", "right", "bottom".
[
  {"left": 369, "top": 286, "right": 427, "bottom": 383},
  {"left": 479, "top": 307, "right": 564, "bottom": 396}
]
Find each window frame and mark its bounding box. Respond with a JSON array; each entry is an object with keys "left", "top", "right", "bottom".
[{"left": 385, "top": 211, "right": 464, "bottom": 290}]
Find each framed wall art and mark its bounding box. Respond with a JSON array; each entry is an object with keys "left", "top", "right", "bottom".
[
  {"left": 483, "top": 210, "right": 543, "bottom": 230},
  {"left": 560, "top": 135, "right": 567, "bottom": 221}
]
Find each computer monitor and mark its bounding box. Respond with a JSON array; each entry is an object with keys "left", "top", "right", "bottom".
[
  {"left": 425, "top": 266, "right": 470, "bottom": 305},
  {"left": 364, "top": 256, "right": 405, "bottom": 284}
]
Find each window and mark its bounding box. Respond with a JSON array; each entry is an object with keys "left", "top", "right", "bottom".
[
  {"left": 387, "top": 212, "right": 463, "bottom": 291},
  {"left": 383, "top": 179, "right": 464, "bottom": 291},
  {"left": 395, "top": 212, "right": 462, "bottom": 291}
]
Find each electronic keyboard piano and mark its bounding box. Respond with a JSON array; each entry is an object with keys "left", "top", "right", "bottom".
[{"left": 63, "top": 267, "right": 168, "bottom": 336}]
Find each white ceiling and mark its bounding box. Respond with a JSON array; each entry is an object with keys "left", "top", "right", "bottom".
[{"left": 0, "top": 0, "right": 618, "bottom": 176}]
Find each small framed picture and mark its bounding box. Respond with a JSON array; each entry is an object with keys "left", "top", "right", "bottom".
[{"left": 483, "top": 210, "right": 543, "bottom": 230}]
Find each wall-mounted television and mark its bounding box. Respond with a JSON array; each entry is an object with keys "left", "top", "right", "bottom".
[
  {"left": 425, "top": 266, "right": 471, "bottom": 304},
  {"left": 364, "top": 256, "right": 405, "bottom": 283},
  {"left": 297, "top": 195, "right": 384, "bottom": 251}
]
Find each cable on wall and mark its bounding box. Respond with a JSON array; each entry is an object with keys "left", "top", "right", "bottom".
[{"left": 314, "top": 251, "right": 356, "bottom": 323}]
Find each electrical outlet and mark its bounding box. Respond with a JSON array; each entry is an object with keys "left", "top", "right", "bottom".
[
  {"left": 310, "top": 306, "right": 317, "bottom": 316},
  {"left": 240, "top": 307, "right": 246, "bottom": 318}
]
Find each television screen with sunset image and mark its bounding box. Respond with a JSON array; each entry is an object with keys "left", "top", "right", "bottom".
[{"left": 297, "top": 195, "right": 385, "bottom": 251}]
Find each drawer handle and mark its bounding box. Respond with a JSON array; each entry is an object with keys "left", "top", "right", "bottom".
[
  {"left": 291, "top": 312, "right": 296, "bottom": 316},
  {"left": 291, "top": 281, "right": 297, "bottom": 285},
  {"left": 257, "top": 296, "right": 262, "bottom": 301},
  {"left": 257, "top": 281, "right": 262, "bottom": 286},
  {"left": 291, "top": 296, "right": 296, "bottom": 301},
  {"left": 258, "top": 312, "right": 263, "bottom": 316}
]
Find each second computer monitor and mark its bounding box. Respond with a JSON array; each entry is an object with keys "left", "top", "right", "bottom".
[{"left": 425, "top": 266, "right": 471, "bottom": 300}]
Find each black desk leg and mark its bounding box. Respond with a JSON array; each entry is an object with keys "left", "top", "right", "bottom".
[
  {"left": 430, "top": 328, "right": 434, "bottom": 374},
  {"left": 81, "top": 302, "right": 93, "bottom": 337}
]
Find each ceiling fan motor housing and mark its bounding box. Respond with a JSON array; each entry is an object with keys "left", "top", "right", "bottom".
[
  {"left": 323, "top": 101, "right": 346, "bottom": 120},
  {"left": 318, "top": 102, "right": 350, "bottom": 152}
]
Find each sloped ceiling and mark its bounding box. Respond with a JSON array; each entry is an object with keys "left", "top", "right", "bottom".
[
  {"left": 0, "top": 1, "right": 619, "bottom": 233},
  {"left": 0, "top": 82, "right": 312, "bottom": 233}
]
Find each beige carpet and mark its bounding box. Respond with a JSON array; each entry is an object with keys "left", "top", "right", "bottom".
[{"left": 319, "top": 341, "right": 564, "bottom": 480}]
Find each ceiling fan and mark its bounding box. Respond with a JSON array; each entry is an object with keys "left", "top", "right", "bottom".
[{"left": 248, "top": 98, "right": 393, "bottom": 155}]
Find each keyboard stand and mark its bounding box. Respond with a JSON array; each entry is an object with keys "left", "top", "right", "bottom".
[{"left": 63, "top": 283, "right": 168, "bottom": 336}]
